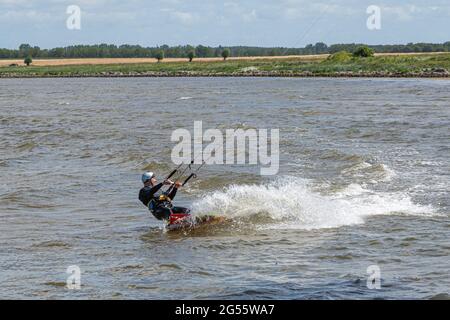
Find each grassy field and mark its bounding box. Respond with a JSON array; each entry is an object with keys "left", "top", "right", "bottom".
[
  {"left": 0, "top": 55, "right": 325, "bottom": 67},
  {"left": 1, "top": 53, "right": 449, "bottom": 78}
]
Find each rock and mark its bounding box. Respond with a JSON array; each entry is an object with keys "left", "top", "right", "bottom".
[
  {"left": 432, "top": 68, "right": 449, "bottom": 76},
  {"left": 432, "top": 68, "right": 448, "bottom": 73},
  {"left": 240, "top": 66, "right": 259, "bottom": 73}
]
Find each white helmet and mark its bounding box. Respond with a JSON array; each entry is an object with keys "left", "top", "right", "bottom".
[{"left": 142, "top": 172, "right": 154, "bottom": 184}]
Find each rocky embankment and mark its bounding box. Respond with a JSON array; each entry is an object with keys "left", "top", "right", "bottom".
[{"left": 0, "top": 68, "right": 449, "bottom": 78}]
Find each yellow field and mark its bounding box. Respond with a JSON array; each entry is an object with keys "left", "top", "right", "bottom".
[
  {"left": 0, "top": 55, "right": 328, "bottom": 67},
  {"left": 0, "top": 52, "right": 448, "bottom": 67}
]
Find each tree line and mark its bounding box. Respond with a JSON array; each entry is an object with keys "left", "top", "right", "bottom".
[{"left": 1, "top": 42, "right": 449, "bottom": 59}]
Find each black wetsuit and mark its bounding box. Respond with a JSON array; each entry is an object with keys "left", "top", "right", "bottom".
[{"left": 139, "top": 183, "right": 189, "bottom": 220}]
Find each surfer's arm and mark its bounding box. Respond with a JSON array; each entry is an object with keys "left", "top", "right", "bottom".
[
  {"left": 167, "top": 182, "right": 182, "bottom": 201},
  {"left": 149, "top": 183, "right": 163, "bottom": 195},
  {"left": 167, "top": 187, "right": 178, "bottom": 201}
]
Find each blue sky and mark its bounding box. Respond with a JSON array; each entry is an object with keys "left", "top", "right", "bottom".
[{"left": 0, "top": 0, "right": 449, "bottom": 49}]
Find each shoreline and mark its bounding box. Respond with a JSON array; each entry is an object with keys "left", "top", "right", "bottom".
[
  {"left": 1, "top": 53, "right": 449, "bottom": 79},
  {"left": 1, "top": 72, "right": 449, "bottom": 79}
]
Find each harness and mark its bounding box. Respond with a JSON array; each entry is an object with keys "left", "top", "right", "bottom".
[{"left": 148, "top": 194, "right": 173, "bottom": 212}]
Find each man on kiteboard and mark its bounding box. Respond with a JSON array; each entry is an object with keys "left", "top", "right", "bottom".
[{"left": 139, "top": 172, "right": 190, "bottom": 221}]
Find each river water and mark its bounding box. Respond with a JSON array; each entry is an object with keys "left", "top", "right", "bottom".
[{"left": 0, "top": 77, "right": 449, "bottom": 299}]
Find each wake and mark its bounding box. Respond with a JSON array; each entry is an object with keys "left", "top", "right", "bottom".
[{"left": 191, "top": 176, "right": 436, "bottom": 230}]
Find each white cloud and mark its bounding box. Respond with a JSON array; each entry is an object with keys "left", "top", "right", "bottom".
[
  {"left": 0, "top": 9, "right": 55, "bottom": 22},
  {"left": 242, "top": 9, "right": 257, "bottom": 22},
  {"left": 223, "top": 2, "right": 259, "bottom": 23},
  {"left": 381, "top": 4, "right": 450, "bottom": 21},
  {"left": 167, "top": 10, "right": 199, "bottom": 25},
  {"left": 383, "top": 5, "right": 417, "bottom": 21},
  {"left": 0, "top": 0, "right": 449, "bottom": 48}
]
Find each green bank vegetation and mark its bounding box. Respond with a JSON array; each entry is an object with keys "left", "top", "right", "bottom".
[
  {"left": 1, "top": 52, "right": 450, "bottom": 78},
  {"left": 353, "top": 46, "right": 375, "bottom": 58}
]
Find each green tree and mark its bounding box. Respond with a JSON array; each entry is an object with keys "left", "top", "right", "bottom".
[
  {"left": 314, "top": 42, "right": 328, "bottom": 54},
  {"left": 444, "top": 41, "right": 450, "bottom": 52},
  {"left": 2, "top": 42, "right": 450, "bottom": 60},
  {"left": 304, "top": 44, "right": 314, "bottom": 54},
  {"left": 353, "top": 46, "right": 374, "bottom": 58},
  {"left": 187, "top": 50, "right": 195, "bottom": 62},
  {"left": 19, "top": 44, "right": 31, "bottom": 58},
  {"left": 196, "top": 45, "right": 214, "bottom": 57},
  {"left": 154, "top": 50, "right": 164, "bottom": 62},
  {"left": 221, "top": 48, "right": 231, "bottom": 61},
  {"left": 24, "top": 56, "right": 33, "bottom": 66}
]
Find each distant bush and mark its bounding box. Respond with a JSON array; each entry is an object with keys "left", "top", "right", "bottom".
[
  {"left": 326, "top": 51, "right": 352, "bottom": 62},
  {"left": 353, "top": 46, "right": 374, "bottom": 58},
  {"left": 187, "top": 51, "right": 195, "bottom": 62},
  {"left": 24, "top": 56, "right": 33, "bottom": 66},
  {"left": 154, "top": 50, "right": 164, "bottom": 62},
  {"left": 222, "top": 48, "right": 231, "bottom": 61}
]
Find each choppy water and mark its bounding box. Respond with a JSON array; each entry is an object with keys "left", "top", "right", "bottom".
[{"left": 0, "top": 77, "right": 449, "bottom": 299}]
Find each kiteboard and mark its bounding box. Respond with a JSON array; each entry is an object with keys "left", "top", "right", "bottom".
[{"left": 166, "top": 213, "right": 228, "bottom": 231}]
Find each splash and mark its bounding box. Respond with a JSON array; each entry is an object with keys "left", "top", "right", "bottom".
[
  {"left": 341, "top": 161, "right": 397, "bottom": 183},
  {"left": 191, "top": 176, "right": 435, "bottom": 230}
]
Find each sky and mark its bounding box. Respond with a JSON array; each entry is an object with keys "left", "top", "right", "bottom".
[{"left": 0, "top": 0, "right": 449, "bottom": 49}]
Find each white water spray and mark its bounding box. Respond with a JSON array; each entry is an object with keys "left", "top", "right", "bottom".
[{"left": 191, "top": 176, "right": 435, "bottom": 230}]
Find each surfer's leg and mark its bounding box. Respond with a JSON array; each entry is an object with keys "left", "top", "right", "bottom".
[{"left": 151, "top": 207, "right": 172, "bottom": 220}]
